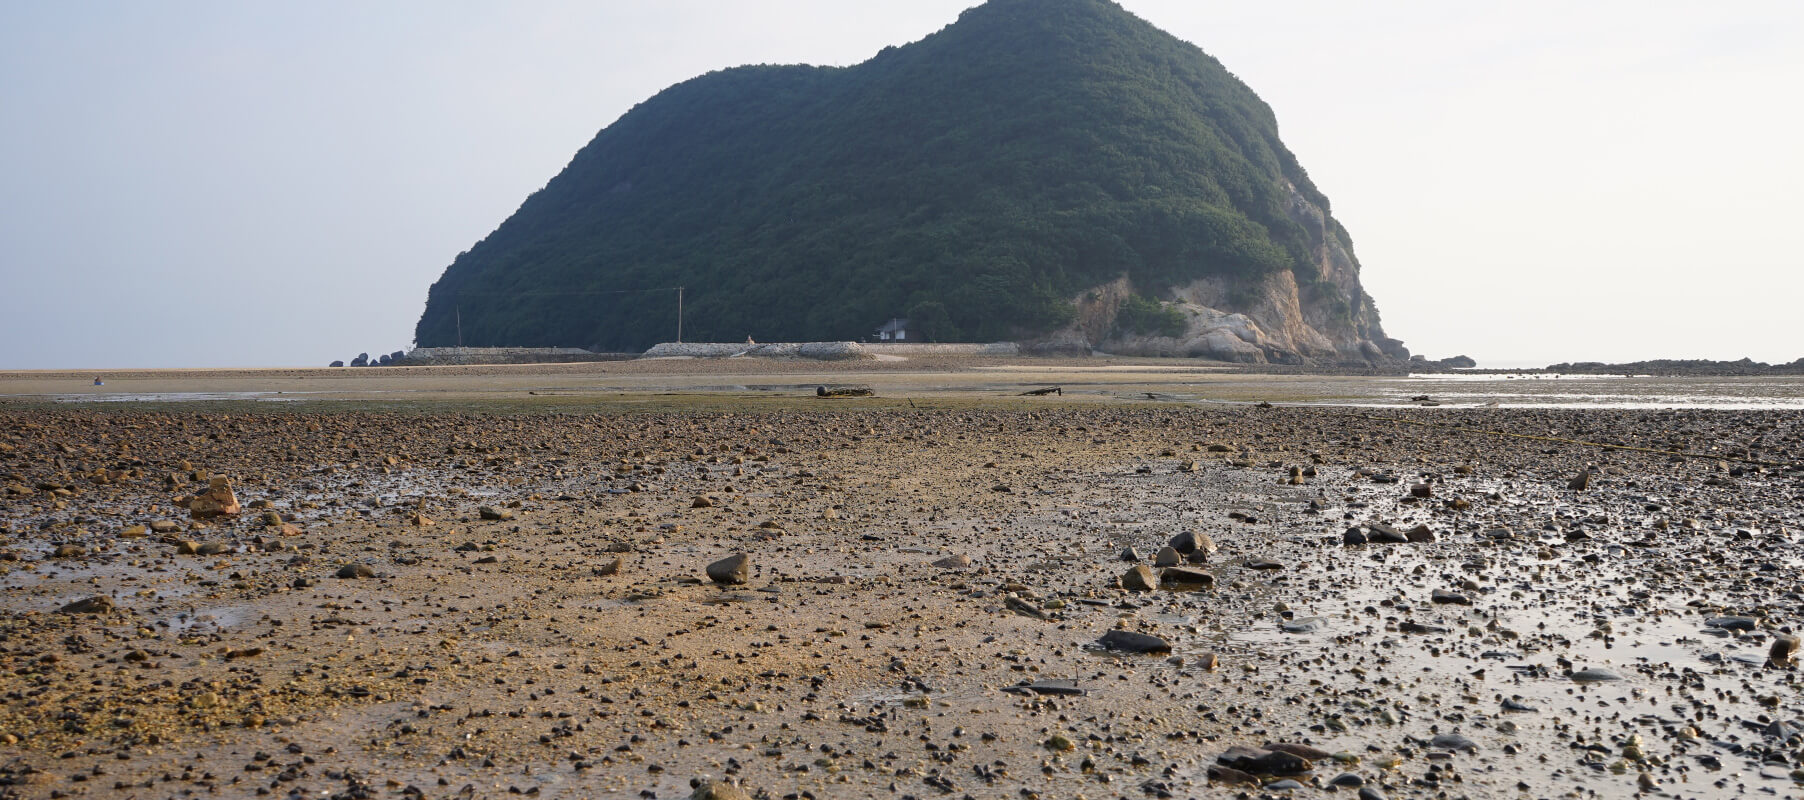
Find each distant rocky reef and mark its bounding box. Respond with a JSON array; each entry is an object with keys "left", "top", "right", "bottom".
[{"left": 1545, "top": 358, "right": 1804, "bottom": 376}]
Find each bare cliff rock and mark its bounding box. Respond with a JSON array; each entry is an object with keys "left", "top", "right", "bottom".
[{"left": 1043, "top": 185, "right": 1408, "bottom": 365}]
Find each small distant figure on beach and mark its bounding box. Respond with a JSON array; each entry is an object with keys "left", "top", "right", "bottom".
[
  {"left": 746, "top": 336, "right": 755, "bottom": 344},
  {"left": 92, "top": 377, "right": 104, "bottom": 386}
]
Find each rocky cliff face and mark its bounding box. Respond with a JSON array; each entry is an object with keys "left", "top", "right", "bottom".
[{"left": 1050, "top": 185, "right": 1408, "bottom": 365}]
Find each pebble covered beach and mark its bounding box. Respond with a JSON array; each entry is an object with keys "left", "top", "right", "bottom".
[{"left": 3, "top": 362, "right": 1803, "bottom": 799}]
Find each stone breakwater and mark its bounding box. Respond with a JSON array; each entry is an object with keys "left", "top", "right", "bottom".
[{"left": 1, "top": 403, "right": 1802, "bottom": 798}]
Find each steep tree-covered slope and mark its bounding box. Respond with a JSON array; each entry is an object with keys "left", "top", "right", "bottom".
[{"left": 416, "top": 0, "right": 1397, "bottom": 358}]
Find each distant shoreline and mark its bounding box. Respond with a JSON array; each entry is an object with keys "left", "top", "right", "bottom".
[{"left": 2, "top": 353, "right": 1800, "bottom": 381}]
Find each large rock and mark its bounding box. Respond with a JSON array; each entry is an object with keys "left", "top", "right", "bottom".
[
  {"left": 187, "top": 476, "right": 242, "bottom": 518},
  {"left": 1160, "top": 567, "right": 1215, "bottom": 589},
  {"left": 1097, "top": 629, "right": 1171, "bottom": 653},
  {"left": 59, "top": 596, "right": 115, "bottom": 614},
  {"left": 707, "top": 554, "right": 750, "bottom": 585},
  {"left": 1168, "top": 530, "right": 1215, "bottom": 556},
  {"left": 1216, "top": 745, "right": 1311, "bottom": 775},
  {"left": 1772, "top": 635, "right": 1801, "bottom": 668},
  {"left": 1120, "top": 565, "right": 1156, "bottom": 592},
  {"left": 690, "top": 780, "right": 753, "bottom": 800}
]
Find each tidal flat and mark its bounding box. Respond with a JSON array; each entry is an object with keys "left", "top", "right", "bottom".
[{"left": 2, "top": 363, "right": 1803, "bottom": 799}]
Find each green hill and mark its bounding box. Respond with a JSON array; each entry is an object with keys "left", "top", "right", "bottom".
[{"left": 415, "top": 0, "right": 1398, "bottom": 359}]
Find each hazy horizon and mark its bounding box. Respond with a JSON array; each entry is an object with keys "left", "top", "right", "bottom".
[{"left": 3, "top": 1, "right": 1800, "bottom": 370}]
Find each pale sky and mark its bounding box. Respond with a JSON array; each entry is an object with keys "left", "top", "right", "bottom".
[{"left": 2, "top": 1, "right": 1800, "bottom": 369}]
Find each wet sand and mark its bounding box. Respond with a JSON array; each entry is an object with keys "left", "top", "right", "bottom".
[{"left": 2, "top": 361, "right": 1803, "bottom": 799}]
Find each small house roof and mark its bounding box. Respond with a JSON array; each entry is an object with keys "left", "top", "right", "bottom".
[{"left": 877, "top": 318, "right": 909, "bottom": 333}]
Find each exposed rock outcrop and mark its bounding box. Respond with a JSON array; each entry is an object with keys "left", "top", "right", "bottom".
[{"left": 1034, "top": 185, "right": 1407, "bottom": 365}]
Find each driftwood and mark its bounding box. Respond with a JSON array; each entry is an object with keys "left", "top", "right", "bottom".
[
  {"left": 1019, "top": 386, "right": 1063, "bottom": 396},
  {"left": 816, "top": 385, "right": 874, "bottom": 398}
]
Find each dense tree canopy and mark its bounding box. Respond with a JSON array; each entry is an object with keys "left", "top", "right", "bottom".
[{"left": 416, "top": 0, "right": 1365, "bottom": 351}]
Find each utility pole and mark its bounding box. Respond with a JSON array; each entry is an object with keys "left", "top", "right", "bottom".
[
  {"left": 676, "top": 287, "right": 684, "bottom": 343},
  {"left": 455, "top": 306, "right": 463, "bottom": 349}
]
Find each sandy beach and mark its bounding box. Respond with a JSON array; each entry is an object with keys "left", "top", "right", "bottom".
[{"left": 2, "top": 359, "right": 1802, "bottom": 799}]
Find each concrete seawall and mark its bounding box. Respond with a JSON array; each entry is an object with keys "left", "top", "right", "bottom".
[
  {"left": 398, "top": 347, "right": 635, "bottom": 366},
  {"left": 861, "top": 342, "right": 1019, "bottom": 356},
  {"left": 641, "top": 342, "right": 871, "bottom": 360},
  {"left": 641, "top": 342, "right": 1020, "bottom": 360}
]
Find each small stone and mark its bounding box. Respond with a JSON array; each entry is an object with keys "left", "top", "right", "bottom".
[
  {"left": 51, "top": 543, "right": 85, "bottom": 558},
  {"left": 1343, "top": 527, "right": 1367, "bottom": 545},
  {"left": 1705, "top": 616, "right": 1757, "bottom": 632},
  {"left": 336, "top": 563, "right": 376, "bottom": 579},
  {"left": 1044, "top": 734, "right": 1075, "bottom": 752},
  {"left": 1206, "top": 765, "right": 1259, "bottom": 785},
  {"left": 1004, "top": 595, "right": 1050, "bottom": 620},
  {"left": 595, "top": 557, "right": 623, "bottom": 577},
  {"left": 1429, "top": 733, "right": 1478, "bottom": 753},
  {"left": 1367, "top": 523, "right": 1408, "bottom": 543},
  {"left": 1265, "top": 743, "right": 1332, "bottom": 761},
  {"left": 1357, "top": 787, "right": 1387, "bottom": 800},
  {"left": 1405, "top": 524, "right": 1436, "bottom": 543},
  {"left": 930, "top": 554, "right": 971, "bottom": 569},
  {"left": 707, "top": 554, "right": 750, "bottom": 585},
  {"left": 1410, "top": 483, "right": 1433, "bottom": 498},
  {"left": 691, "top": 496, "right": 713, "bottom": 509},
  {"left": 1118, "top": 547, "right": 1140, "bottom": 562},
  {"left": 477, "top": 505, "right": 513, "bottom": 521},
  {"left": 1329, "top": 772, "right": 1364, "bottom": 788},
  {"left": 118, "top": 524, "right": 148, "bottom": 538},
  {"left": 189, "top": 691, "right": 220, "bottom": 709},
  {"left": 1570, "top": 667, "right": 1623, "bottom": 682},
  {"left": 196, "top": 541, "right": 231, "bottom": 556},
  {"left": 1001, "top": 679, "right": 1086, "bottom": 697},
  {"left": 1198, "top": 652, "right": 1219, "bottom": 671},
  {"left": 1246, "top": 559, "right": 1284, "bottom": 570},
  {"left": 1264, "top": 779, "right": 1304, "bottom": 791},
  {"left": 1431, "top": 589, "right": 1471, "bottom": 605},
  {"left": 1121, "top": 565, "right": 1157, "bottom": 592},
  {"left": 1568, "top": 470, "right": 1590, "bottom": 490}
]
